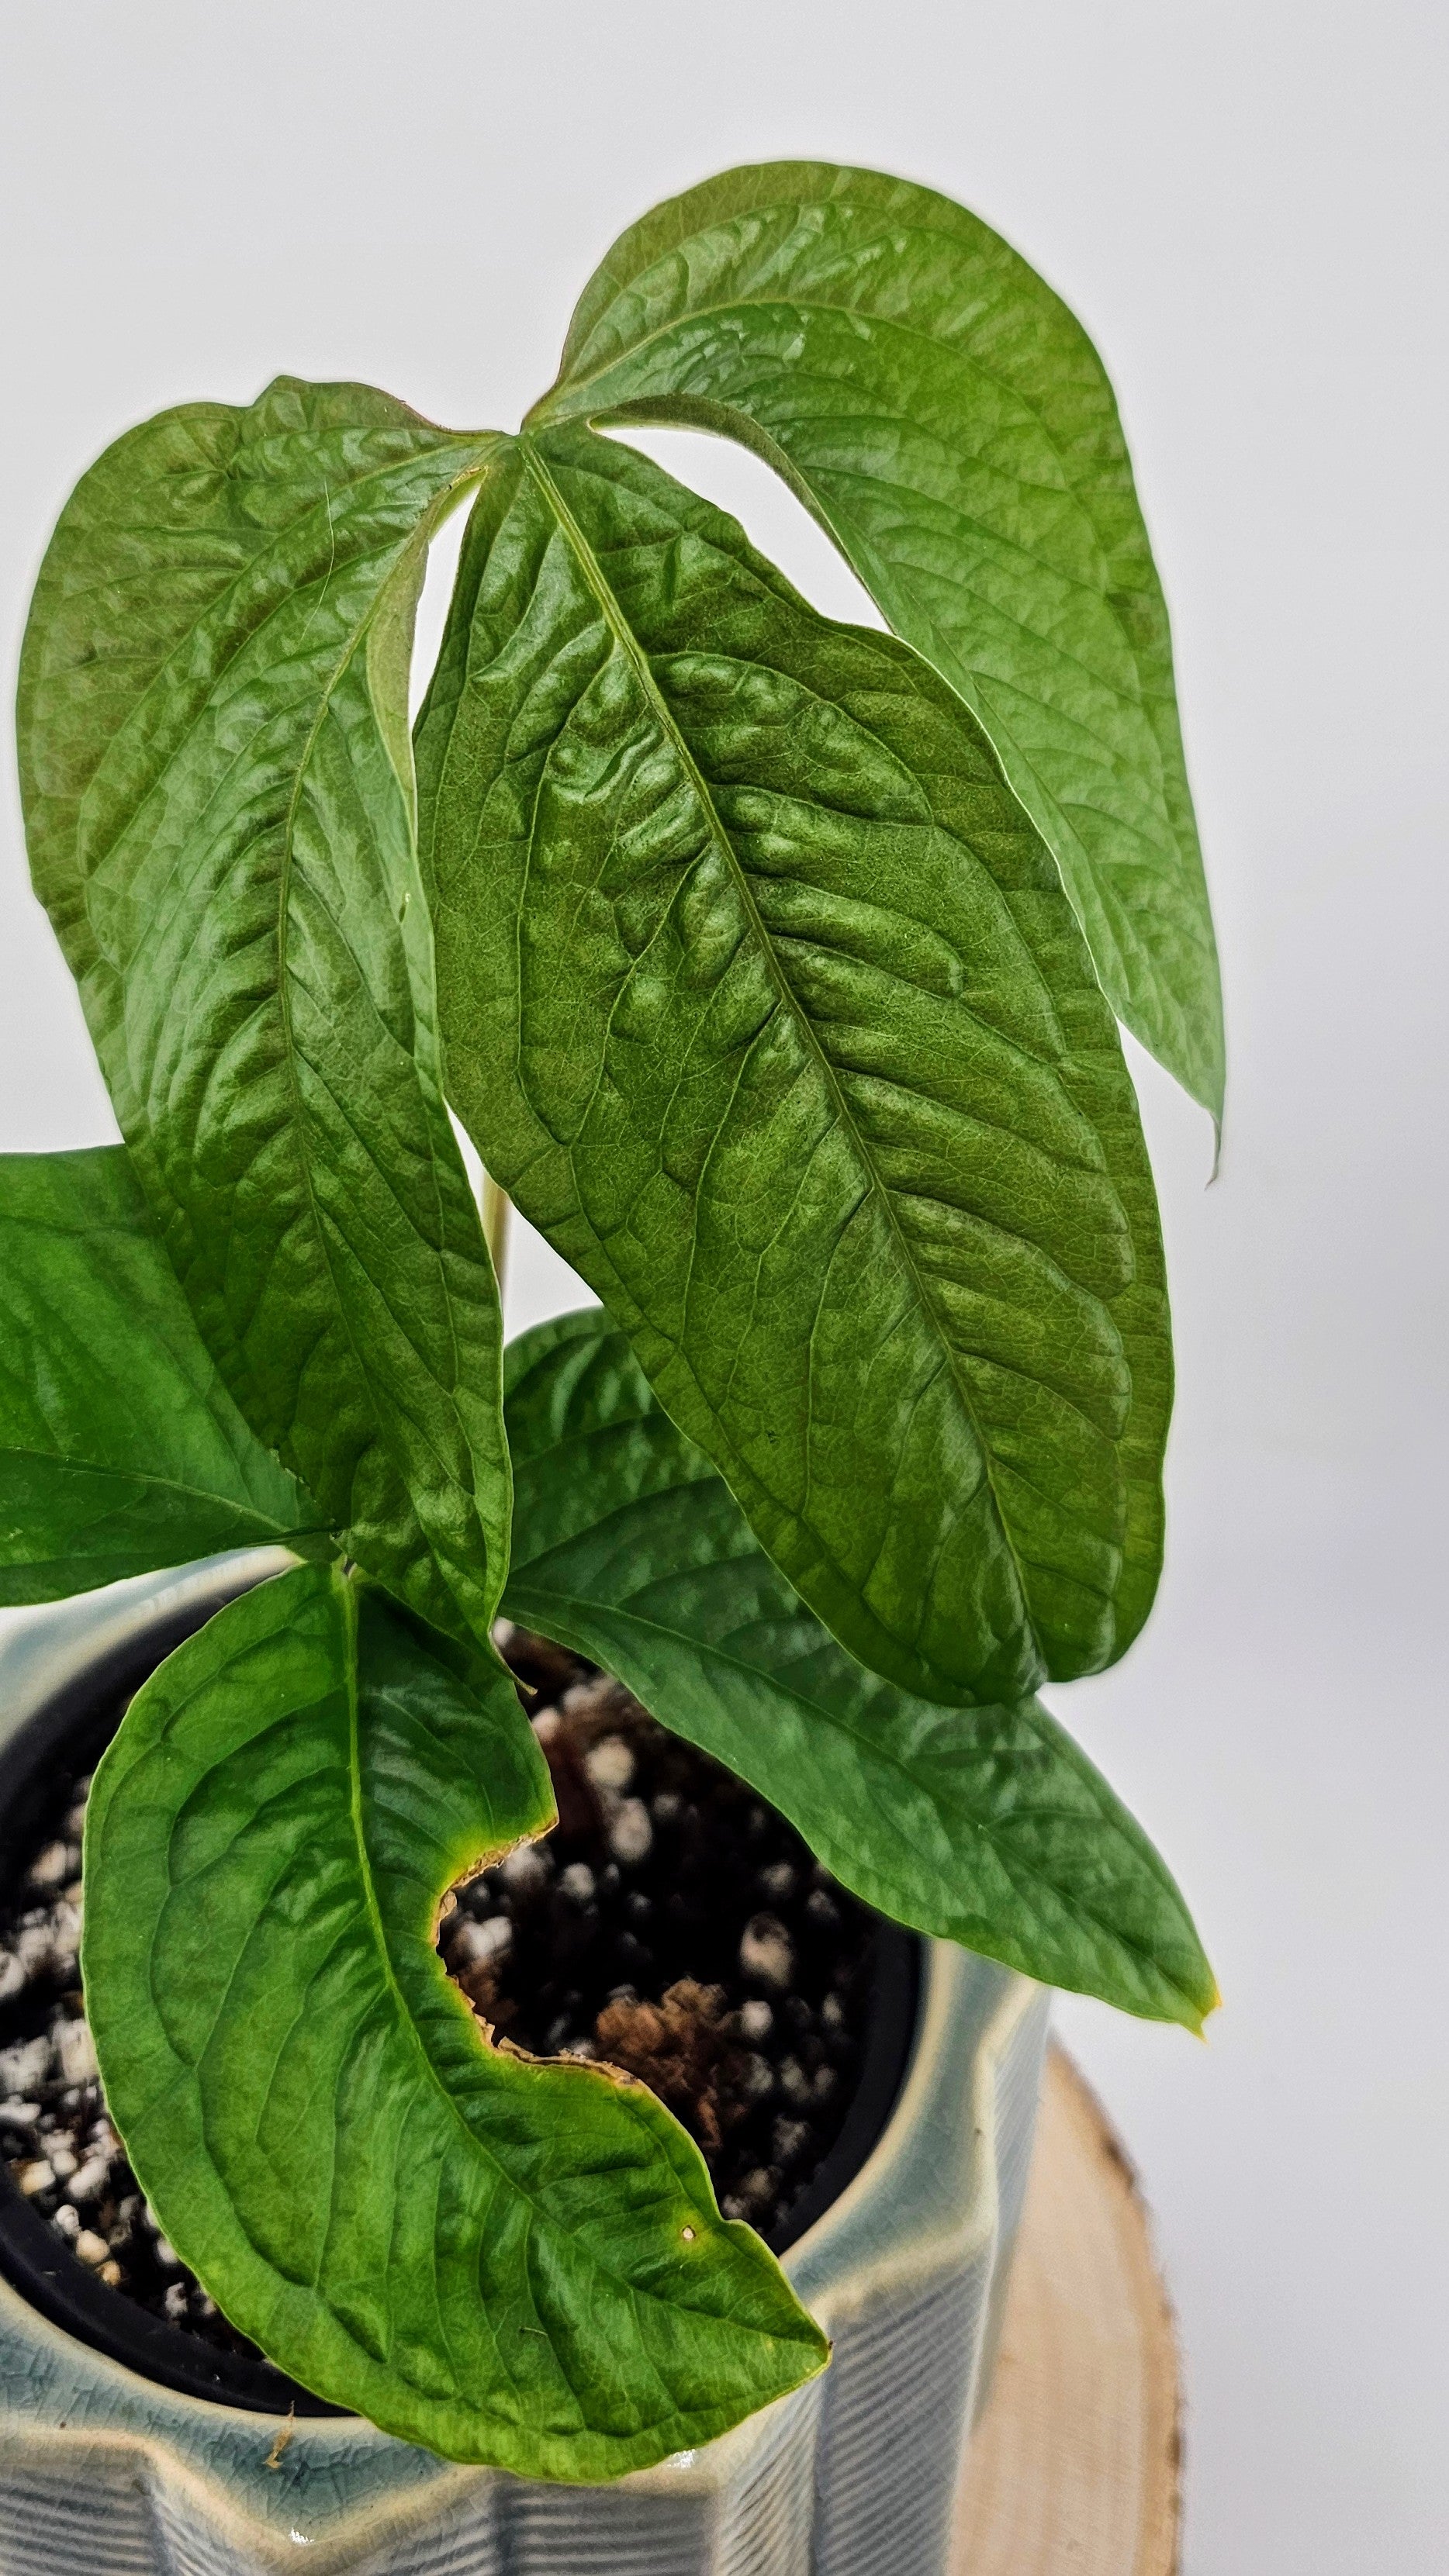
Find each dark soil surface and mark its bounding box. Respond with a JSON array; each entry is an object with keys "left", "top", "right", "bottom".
[
  {"left": 444, "top": 1625, "right": 879, "bottom": 2236},
  {"left": 0, "top": 1623, "right": 879, "bottom": 2364},
  {"left": 0, "top": 1767, "right": 275, "bottom": 2368}
]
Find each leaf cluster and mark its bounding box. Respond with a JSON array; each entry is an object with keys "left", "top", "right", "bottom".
[{"left": 2, "top": 164, "right": 1221, "bottom": 2476}]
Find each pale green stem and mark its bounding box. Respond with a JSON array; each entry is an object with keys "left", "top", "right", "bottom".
[{"left": 482, "top": 1174, "right": 511, "bottom": 1296}]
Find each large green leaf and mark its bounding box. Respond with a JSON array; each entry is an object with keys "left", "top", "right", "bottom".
[
  {"left": 0, "top": 1145, "right": 328, "bottom": 1603},
  {"left": 83, "top": 1562, "right": 826, "bottom": 2474},
  {"left": 529, "top": 161, "right": 1224, "bottom": 1124},
  {"left": 416, "top": 425, "right": 1171, "bottom": 1708},
  {"left": 17, "top": 378, "right": 510, "bottom": 1649},
  {"left": 503, "top": 1311, "right": 1213, "bottom": 2033}
]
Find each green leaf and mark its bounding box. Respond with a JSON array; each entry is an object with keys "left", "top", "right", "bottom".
[
  {"left": 503, "top": 1310, "right": 1215, "bottom": 2033},
  {"left": 416, "top": 425, "right": 1171, "bottom": 1708},
  {"left": 82, "top": 1562, "right": 826, "bottom": 2474},
  {"left": 529, "top": 161, "right": 1225, "bottom": 1124},
  {"left": 17, "top": 378, "right": 511, "bottom": 1649},
  {"left": 0, "top": 1145, "right": 329, "bottom": 1604}
]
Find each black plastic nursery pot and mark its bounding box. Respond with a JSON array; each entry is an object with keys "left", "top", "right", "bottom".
[{"left": 0, "top": 1561, "right": 920, "bottom": 2421}]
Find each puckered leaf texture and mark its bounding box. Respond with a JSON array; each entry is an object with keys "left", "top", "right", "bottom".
[
  {"left": 503, "top": 1310, "right": 1214, "bottom": 2032},
  {"left": 82, "top": 1563, "right": 826, "bottom": 2476},
  {"left": 0, "top": 1146, "right": 327, "bottom": 1602},
  {"left": 417, "top": 425, "right": 1171, "bottom": 1708},
  {"left": 530, "top": 161, "right": 1224, "bottom": 1124},
  {"left": 17, "top": 378, "right": 511, "bottom": 1649}
]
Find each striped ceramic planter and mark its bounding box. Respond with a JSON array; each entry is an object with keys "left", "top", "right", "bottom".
[{"left": 0, "top": 1556, "right": 1048, "bottom": 2576}]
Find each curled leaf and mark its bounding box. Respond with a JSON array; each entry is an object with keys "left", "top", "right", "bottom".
[{"left": 83, "top": 1563, "right": 828, "bottom": 2476}]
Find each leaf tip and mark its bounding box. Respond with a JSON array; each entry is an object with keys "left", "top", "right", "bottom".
[{"left": 1177, "top": 1965, "right": 1222, "bottom": 2040}]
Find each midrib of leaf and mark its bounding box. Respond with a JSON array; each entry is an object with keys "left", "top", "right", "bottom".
[
  {"left": 66, "top": 436, "right": 479, "bottom": 1059},
  {"left": 50, "top": 481, "right": 450, "bottom": 1483},
  {"left": 270, "top": 497, "right": 503, "bottom": 1551},
  {"left": 0, "top": 1438, "right": 326, "bottom": 1535},
  {"left": 503, "top": 1381, "right": 1066, "bottom": 1859},
  {"left": 336, "top": 1573, "right": 698, "bottom": 2312},
  {"left": 338, "top": 1569, "right": 510, "bottom": 2194},
  {"left": 274, "top": 548, "right": 418, "bottom": 1504},
  {"left": 364, "top": 539, "right": 470, "bottom": 1442},
  {"left": 506, "top": 1571, "right": 1198, "bottom": 2013},
  {"left": 517, "top": 433, "right": 1031, "bottom": 1638}
]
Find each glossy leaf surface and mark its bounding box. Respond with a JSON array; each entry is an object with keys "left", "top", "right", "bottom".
[
  {"left": 0, "top": 1146, "right": 327, "bottom": 1603},
  {"left": 531, "top": 162, "right": 1224, "bottom": 1121},
  {"left": 83, "top": 1563, "right": 826, "bottom": 2474},
  {"left": 18, "top": 378, "right": 511, "bottom": 1648},
  {"left": 503, "top": 1312, "right": 1213, "bottom": 2032},
  {"left": 417, "top": 426, "right": 1171, "bottom": 1708}
]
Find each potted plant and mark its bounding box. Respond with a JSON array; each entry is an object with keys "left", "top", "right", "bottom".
[{"left": 0, "top": 161, "right": 1219, "bottom": 2574}]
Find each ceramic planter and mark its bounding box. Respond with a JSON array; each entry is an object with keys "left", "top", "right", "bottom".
[{"left": 0, "top": 1554, "right": 1049, "bottom": 2576}]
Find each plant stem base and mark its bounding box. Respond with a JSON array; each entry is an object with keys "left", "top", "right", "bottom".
[{"left": 952, "top": 2046, "right": 1181, "bottom": 2576}]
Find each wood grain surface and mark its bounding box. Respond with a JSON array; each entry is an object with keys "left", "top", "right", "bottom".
[{"left": 951, "top": 2044, "right": 1182, "bottom": 2576}]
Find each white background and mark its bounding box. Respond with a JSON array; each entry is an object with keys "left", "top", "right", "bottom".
[{"left": 2, "top": 5, "right": 1445, "bottom": 2567}]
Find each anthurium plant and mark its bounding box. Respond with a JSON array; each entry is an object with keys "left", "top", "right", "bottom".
[{"left": 2, "top": 164, "right": 1220, "bottom": 2479}]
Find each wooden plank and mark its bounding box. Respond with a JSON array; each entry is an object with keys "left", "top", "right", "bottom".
[{"left": 951, "top": 2044, "right": 1182, "bottom": 2576}]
